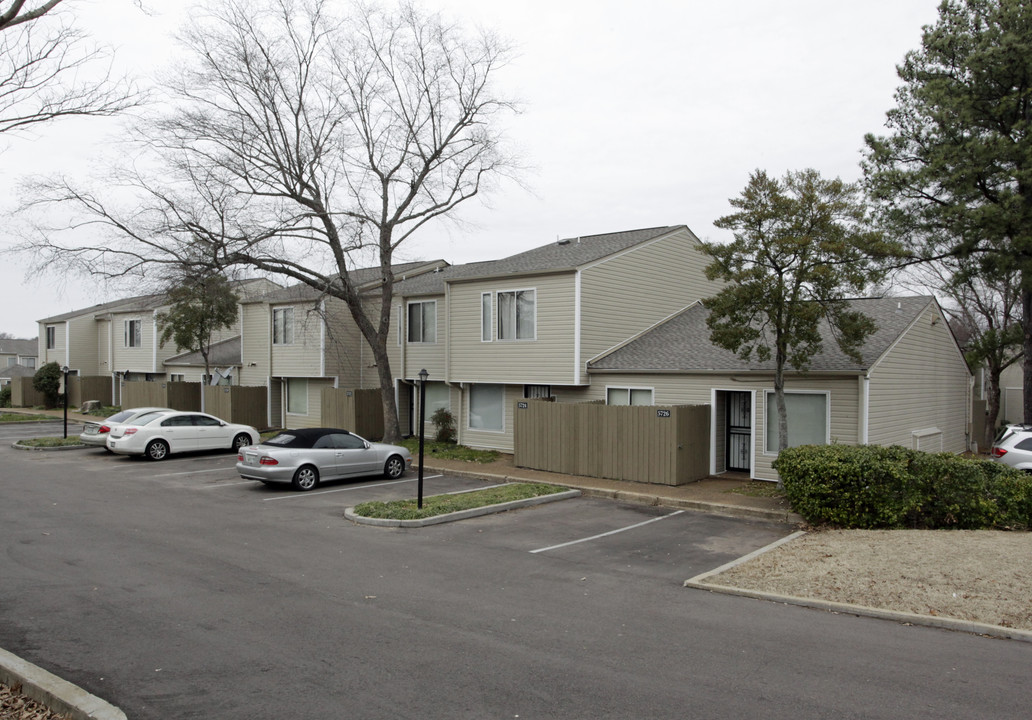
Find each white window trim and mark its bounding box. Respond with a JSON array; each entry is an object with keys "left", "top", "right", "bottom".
[
  {"left": 496, "top": 288, "right": 537, "bottom": 342},
  {"left": 124, "top": 319, "right": 142, "bottom": 348},
  {"left": 407, "top": 300, "right": 437, "bottom": 344},
  {"left": 467, "top": 384, "right": 505, "bottom": 434},
  {"left": 605, "top": 386, "right": 654, "bottom": 406},
  {"left": 762, "top": 389, "right": 831, "bottom": 455},
  {"left": 481, "top": 292, "right": 492, "bottom": 342},
  {"left": 273, "top": 307, "right": 295, "bottom": 346},
  {"left": 285, "top": 376, "right": 309, "bottom": 415}
]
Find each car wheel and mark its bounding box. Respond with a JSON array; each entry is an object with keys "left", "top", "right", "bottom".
[
  {"left": 292, "top": 465, "right": 319, "bottom": 491},
  {"left": 146, "top": 440, "right": 170, "bottom": 461},
  {"left": 232, "top": 433, "right": 251, "bottom": 451},
  {"left": 383, "top": 455, "right": 405, "bottom": 480}
]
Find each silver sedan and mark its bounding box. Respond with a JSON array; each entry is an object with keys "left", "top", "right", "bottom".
[{"left": 236, "top": 427, "right": 412, "bottom": 491}]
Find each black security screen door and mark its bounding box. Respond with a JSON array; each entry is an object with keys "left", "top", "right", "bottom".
[{"left": 726, "top": 392, "right": 751, "bottom": 472}]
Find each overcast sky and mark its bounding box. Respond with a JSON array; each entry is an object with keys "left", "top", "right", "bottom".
[{"left": 0, "top": 0, "right": 943, "bottom": 339}]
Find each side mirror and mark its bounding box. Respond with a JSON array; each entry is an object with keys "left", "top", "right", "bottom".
[{"left": 364, "top": 441, "right": 371, "bottom": 449}]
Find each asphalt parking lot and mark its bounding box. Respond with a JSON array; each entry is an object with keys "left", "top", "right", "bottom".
[{"left": 5, "top": 420, "right": 1029, "bottom": 720}]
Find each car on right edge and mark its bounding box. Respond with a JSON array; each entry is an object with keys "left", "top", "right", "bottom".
[{"left": 990, "top": 424, "right": 1032, "bottom": 471}]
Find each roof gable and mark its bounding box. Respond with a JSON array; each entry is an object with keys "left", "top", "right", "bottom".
[{"left": 588, "top": 296, "right": 936, "bottom": 374}]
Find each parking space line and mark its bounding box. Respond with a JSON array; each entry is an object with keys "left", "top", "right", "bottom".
[
  {"left": 262, "top": 477, "right": 415, "bottom": 501},
  {"left": 200, "top": 480, "right": 261, "bottom": 489},
  {"left": 152, "top": 467, "right": 235, "bottom": 477},
  {"left": 529, "top": 510, "right": 685, "bottom": 554}
]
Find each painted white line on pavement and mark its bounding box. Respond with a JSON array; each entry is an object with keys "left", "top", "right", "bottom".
[
  {"left": 152, "top": 467, "right": 235, "bottom": 477},
  {"left": 529, "top": 510, "right": 686, "bottom": 554},
  {"left": 262, "top": 476, "right": 415, "bottom": 501},
  {"left": 200, "top": 480, "right": 260, "bottom": 489}
]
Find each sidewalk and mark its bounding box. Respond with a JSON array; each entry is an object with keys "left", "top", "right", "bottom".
[{"left": 422, "top": 454, "right": 803, "bottom": 525}]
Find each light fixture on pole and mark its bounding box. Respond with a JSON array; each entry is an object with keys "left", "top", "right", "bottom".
[
  {"left": 61, "top": 365, "right": 69, "bottom": 439},
  {"left": 417, "top": 368, "right": 428, "bottom": 509}
]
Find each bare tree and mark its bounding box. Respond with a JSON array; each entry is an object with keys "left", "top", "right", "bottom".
[
  {"left": 22, "top": 0, "right": 520, "bottom": 441},
  {"left": 0, "top": 0, "right": 139, "bottom": 135}
]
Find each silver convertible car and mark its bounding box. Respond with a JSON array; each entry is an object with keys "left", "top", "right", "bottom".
[{"left": 235, "top": 428, "right": 413, "bottom": 491}]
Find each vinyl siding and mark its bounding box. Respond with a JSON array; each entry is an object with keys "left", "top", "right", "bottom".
[
  {"left": 867, "top": 304, "right": 971, "bottom": 453},
  {"left": 281, "top": 377, "right": 334, "bottom": 429},
  {"left": 67, "top": 317, "right": 99, "bottom": 375},
  {"left": 457, "top": 383, "right": 521, "bottom": 453},
  {"left": 448, "top": 274, "right": 577, "bottom": 384},
  {"left": 323, "top": 296, "right": 363, "bottom": 387},
  {"left": 270, "top": 303, "right": 323, "bottom": 377},
  {"left": 39, "top": 322, "right": 65, "bottom": 365},
  {"left": 579, "top": 227, "right": 723, "bottom": 383},
  {"left": 95, "top": 319, "right": 112, "bottom": 378},
  {"left": 398, "top": 294, "right": 446, "bottom": 381},
  {"left": 110, "top": 312, "right": 157, "bottom": 372},
  {"left": 239, "top": 303, "right": 270, "bottom": 387}
]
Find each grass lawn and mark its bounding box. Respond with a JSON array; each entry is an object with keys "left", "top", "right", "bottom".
[
  {"left": 16, "top": 436, "right": 85, "bottom": 448},
  {"left": 399, "top": 438, "right": 499, "bottom": 463},
  {"left": 0, "top": 412, "right": 60, "bottom": 423},
  {"left": 353, "top": 482, "right": 566, "bottom": 520}
]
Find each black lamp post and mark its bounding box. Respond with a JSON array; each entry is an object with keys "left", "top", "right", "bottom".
[
  {"left": 61, "top": 365, "right": 69, "bottom": 439},
  {"left": 417, "top": 368, "right": 428, "bottom": 509}
]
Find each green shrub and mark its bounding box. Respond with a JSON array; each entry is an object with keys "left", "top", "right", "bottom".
[
  {"left": 774, "top": 444, "right": 1032, "bottom": 530},
  {"left": 0, "top": 385, "right": 10, "bottom": 408},
  {"left": 32, "top": 362, "right": 62, "bottom": 409},
  {"left": 430, "top": 407, "right": 456, "bottom": 444}
]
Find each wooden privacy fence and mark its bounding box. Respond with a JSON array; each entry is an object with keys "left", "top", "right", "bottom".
[
  {"left": 67, "top": 376, "right": 112, "bottom": 408},
  {"left": 203, "top": 385, "right": 268, "bottom": 429},
  {"left": 121, "top": 380, "right": 202, "bottom": 412},
  {"left": 11, "top": 377, "right": 44, "bottom": 408},
  {"left": 321, "top": 388, "right": 384, "bottom": 440},
  {"left": 514, "top": 401, "right": 710, "bottom": 486}
]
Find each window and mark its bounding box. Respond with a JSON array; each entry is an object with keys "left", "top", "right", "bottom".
[
  {"left": 606, "top": 387, "right": 653, "bottom": 406},
  {"left": 481, "top": 293, "right": 492, "bottom": 341},
  {"left": 469, "top": 384, "right": 504, "bottom": 431},
  {"left": 25, "top": 357, "right": 35, "bottom": 369},
  {"left": 6, "top": 357, "right": 13, "bottom": 367},
  {"left": 273, "top": 307, "right": 294, "bottom": 345},
  {"left": 169, "top": 374, "right": 185, "bottom": 382},
  {"left": 46, "top": 326, "right": 56, "bottom": 350},
  {"left": 286, "top": 377, "right": 308, "bottom": 415},
  {"left": 424, "top": 381, "right": 450, "bottom": 416},
  {"left": 497, "top": 290, "right": 535, "bottom": 340},
  {"left": 124, "top": 319, "right": 142, "bottom": 348},
  {"left": 764, "top": 391, "right": 829, "bottom": 453},
  {"left": 408, "top": 301, "right": 436, "bottom": 343},
  {"left": 524, "top": 385, "right": 551, "bottom": 399}
]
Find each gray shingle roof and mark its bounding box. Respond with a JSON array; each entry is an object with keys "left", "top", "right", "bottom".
[
  {"left": 394, "top": 226, "right": 686, "bottom": 297},
  {"left": 164, "top": 336, "right": 242, "bottom": 367},
  {"left": 588, "top": 296, "right": 937, "bottom": 373},
  {"left": 0, "top": 339, "right": 37, "bottom": 356},
  {"left": 0, "top": 364, "right": 36, "bottom": 380},
  {"left": 255, "top": 260, "right": 447, "bottom": 304}
]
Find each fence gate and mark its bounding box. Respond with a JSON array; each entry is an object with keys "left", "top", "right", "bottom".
[{"left": 725, "top": 392, "right": 751, "bottom": 472}]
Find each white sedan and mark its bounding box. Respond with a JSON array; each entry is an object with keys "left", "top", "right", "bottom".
[
  {"left": 79, "top": 407, "right": 173, "bottom": 448},
  {"left": 106, "top": 410, "right": 260, "bottom": 460}
]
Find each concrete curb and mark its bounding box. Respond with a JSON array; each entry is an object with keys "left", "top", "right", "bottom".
[
  {"left": 683, "top": 532, "right": 1032, "bottom": 644},
  {"left": 423, "top": 464, "right": 804, "bottom": 525},
  {"left": 0, "top": 647, "right": 126, "bottom": 720},
  {"left": 345, "top": 489, "right": 582, "bottom": 527}
]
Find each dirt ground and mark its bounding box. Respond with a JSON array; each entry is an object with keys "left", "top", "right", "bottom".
[{"left": 702, "top": 529, "right": 1032, "bottom": 631}]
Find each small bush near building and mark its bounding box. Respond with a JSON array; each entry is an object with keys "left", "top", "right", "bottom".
[
  {"left": 430, "top": 408, "right": 456, "bottom": 443},
  {"left": 0, "top": 386, "right": 10, "bottom": 408},
  {"left": 33, "top": 362, "right": 63, "bottom": 408},
  {"left": 774, "top": 444, "right": 1032, "bottom": 530}
]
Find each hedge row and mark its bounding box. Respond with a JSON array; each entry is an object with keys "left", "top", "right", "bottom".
[{"left": 773, "top": 444, "right": 1032, "bottom": 530}]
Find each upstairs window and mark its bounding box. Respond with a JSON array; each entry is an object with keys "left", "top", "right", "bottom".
[
  {"left": 408, "top": 301, "right": 436, "bottom": 343},
  {"left": 497, "top": 289, "right": 535, "bottom": 341},
  {"left": 124, "top": 319, "right": 142, "bottom": 348},
  {"left": 273, "top": 307, "right": 294, "bottom": 345},
  {"left": 46, "top": 326, "right": 56, "bottom": 350}
]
